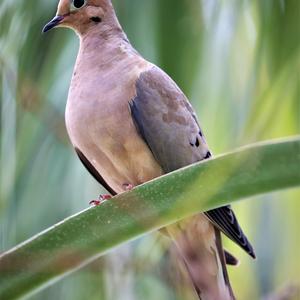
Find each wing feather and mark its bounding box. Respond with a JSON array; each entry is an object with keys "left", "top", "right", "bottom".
[
  {"left": 130, "top": 66, "right": 255, "bottom": 258},
  {"left": 75, "top": 147, "right": 117, "bottom": 196}
]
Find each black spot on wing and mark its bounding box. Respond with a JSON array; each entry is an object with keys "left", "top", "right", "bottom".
[
  {"left": 190, "top": 136, "right": 201, "bottom": 148},
  {"left": 204, "top": 151, "right": 212, "bottom": 159},
  {"left": 75, "top": 148, "right": 117, "bottom": 196}
]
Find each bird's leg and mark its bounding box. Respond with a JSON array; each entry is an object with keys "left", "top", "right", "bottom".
[
  {"left": 89, "top": 183, "right": 133, "bottom": 206},
  {"left": 89, "top": 194, "right": 112, "bottom": 206},
  {"left": 123, "top": 183, "right": 134, "bottom": 191}
]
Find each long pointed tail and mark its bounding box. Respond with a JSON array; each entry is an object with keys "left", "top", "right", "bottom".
[{"left": 167, "top": 214, "right": 235, "bottom": 300}]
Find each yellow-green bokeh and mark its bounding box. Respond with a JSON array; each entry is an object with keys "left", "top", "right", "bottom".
[{"left": 0, "top": 0, "right": 299, "bottom": 299}]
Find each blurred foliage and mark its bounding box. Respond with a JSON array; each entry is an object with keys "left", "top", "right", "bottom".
[{"left": 0, "top": 0, "right": 299, "bottom": 299}]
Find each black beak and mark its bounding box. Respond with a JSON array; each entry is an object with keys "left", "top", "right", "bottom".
[{"left": 43, "top": 15, "right": 64, "bottom": 33}]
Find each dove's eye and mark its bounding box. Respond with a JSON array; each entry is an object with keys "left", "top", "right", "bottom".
[{"left": 71, "top": 0, "right": 87, "bottom": 10}]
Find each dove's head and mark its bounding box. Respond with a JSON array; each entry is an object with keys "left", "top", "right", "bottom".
[{"left": 43, "top": 0, "right": 119, "bottom": 35}]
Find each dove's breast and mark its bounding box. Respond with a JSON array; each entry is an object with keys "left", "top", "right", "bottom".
[{"left": 65, "top": 50, "right": 163, "bottom": 193}]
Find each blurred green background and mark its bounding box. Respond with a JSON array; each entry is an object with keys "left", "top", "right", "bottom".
[{"left": 0, "top": 0, "right": 299, "bottom": 299}]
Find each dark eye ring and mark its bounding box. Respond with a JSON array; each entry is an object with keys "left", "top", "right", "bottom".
[{"left": 71, "top": 0, "right": 86, "bottom": 10}]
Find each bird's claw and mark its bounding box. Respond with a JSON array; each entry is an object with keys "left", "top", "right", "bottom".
[
  {"left": 89, "top": 200, "right": 102, "bottom": 206},
  {"left": 123, "top": 183, "right": 134, "bottom": 191},
  {"left": 89, "top": 194, "right": 112, "bottom": 206}
]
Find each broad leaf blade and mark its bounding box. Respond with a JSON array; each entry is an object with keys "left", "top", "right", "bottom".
[{"left": 0, "top": 137, "right": 299, "bottom": 300}]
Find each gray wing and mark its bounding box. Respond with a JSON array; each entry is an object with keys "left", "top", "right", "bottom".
[
  {"left": 129, "top": 66, "right": 255, "bottom": 258},
  {"left": 129, "top": 66, "right": 211, "bottom": 172}
]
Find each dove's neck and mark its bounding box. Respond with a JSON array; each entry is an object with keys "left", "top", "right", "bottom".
[
  {"left": 79, "top": 28, "right": 129, "bottom": 55},
  {"left": 76, "top": 35, "right": 137, "bottom": 78},
  {"left": 75, "top": 13, "right": 138, "bottom": 71}
]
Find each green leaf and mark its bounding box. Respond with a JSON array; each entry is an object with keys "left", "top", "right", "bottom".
[{"left": 0, "top": 137, "right": 299, "bottom": 300}]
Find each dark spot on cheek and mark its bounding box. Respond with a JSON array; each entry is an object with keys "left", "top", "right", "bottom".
[
  {"left": 199, "top": 130, "right": 203, "bottom": 137},
  {"left": 90, "top": 17, "right": 102, "bottom": 23},
  {"left": 204, "top": 151, "right": 212, "bottom": 159}
]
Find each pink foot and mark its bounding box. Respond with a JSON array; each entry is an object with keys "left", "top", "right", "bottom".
[
  {"left": 123, "top": 183, "right": 134, "bottom": 191},
  {"left": 89, "top": 194, "right": 112, "bottom": 206}
]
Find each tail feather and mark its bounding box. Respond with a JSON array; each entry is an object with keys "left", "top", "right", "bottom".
[
  {"left": 167, "top": 214, "right": 235, "bottom": 300},
  {"left": 224, "top": 249, "right": 239, "bottom": 266}
]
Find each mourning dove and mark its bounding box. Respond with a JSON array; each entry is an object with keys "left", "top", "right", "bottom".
[{"left": 43, "top": 1, "right": 255, "bottom": 299}]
